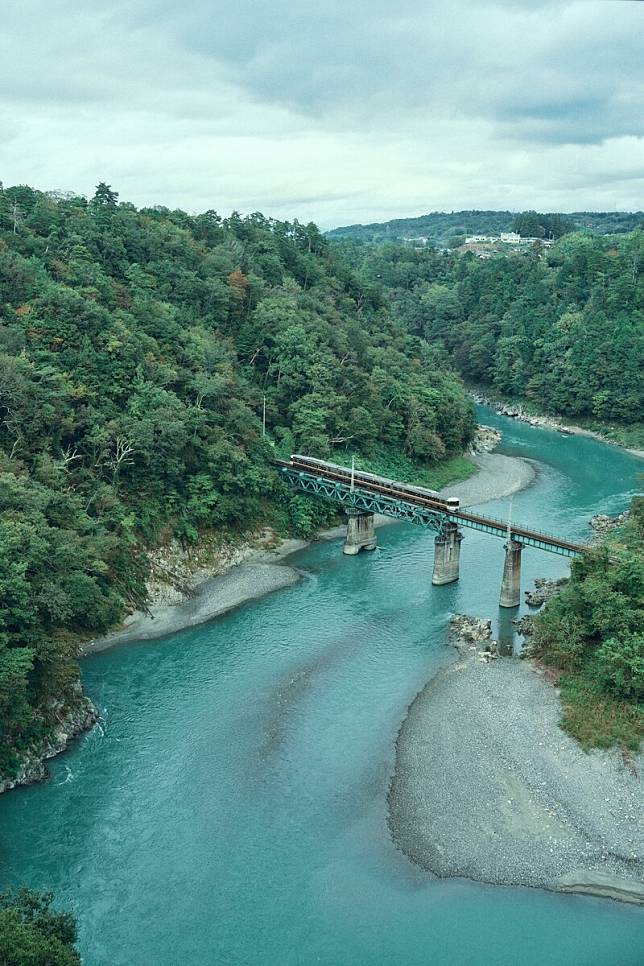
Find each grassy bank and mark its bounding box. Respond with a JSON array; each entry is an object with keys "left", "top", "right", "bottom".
[
  {"left": 557, "top": 672, "right": 643, "bottom": 752},
  {"left": 576, "top": 419, "right": 644, "bottom": 451},
  {"left": 352, "top": 446, "right": 477, "bottom": 491}
]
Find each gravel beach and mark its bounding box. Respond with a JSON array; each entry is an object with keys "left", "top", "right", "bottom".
[
  {"left": 82, "top": 453, "right": 534, "bottom": 657},
  {"left": 82, "top": 561, "right": 304, "bottom": 654},
  {"left": 437, "top": 451, "right": 535, "bottom": 507},
  {"left": 388, "top": 632, "right": 644, "bottom": 904},
  {"left": 81, "top": 520, "right": 397, "bottom": 656}
]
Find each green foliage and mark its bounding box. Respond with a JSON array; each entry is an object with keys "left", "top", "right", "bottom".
[
  {"left": 352, "top": 445, "right": 475, "bottom": 491},
  {"left": 327, "top": 209, "right": 643, "bottom": 245},
  {"left": 531, "top": 506, "right": 644, "bottom": 749},
  {"left": 512, "top": 211, "right": 573, "bottom": 239},
  {"left": 0, "top": 889, "right": 80, "bottom": 965},
  {"left": 346, "top": 230, "right": 644, "bottom": 427},
  {"left": 594, "top": 635, "right": 644, "bottom": 701},
  {"left": 283, "top": 494, "right": 338, "bottom": 538},
  {"left": 0, "top": 182, "right": 475, "bottom": 776}
]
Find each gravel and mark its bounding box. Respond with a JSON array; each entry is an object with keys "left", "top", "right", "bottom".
[
  {"left": 82, "top": 562, "right": 302, "bottom": 653},
  {"left": 438, "top": 452, "right": 536, "bottom": 508},
  {"left": 388, "top": 645, "right": 644, "bottom": 903}
]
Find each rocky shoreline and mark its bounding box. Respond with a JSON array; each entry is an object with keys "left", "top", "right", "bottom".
[
  {"left": 524, "top": 576, "right": 569, "bottom": 608},
  {"left": 470, "top": 390, "right": 644, "bottom": 459},
  {"left": 1, "top": 437, "right": 536, "bottom": 795},
  {"left": 388, "top": 614, "right": 644, "bottom": 904},
  {"left": 0, "top": 685, "right": 99, "bottom": 795}
]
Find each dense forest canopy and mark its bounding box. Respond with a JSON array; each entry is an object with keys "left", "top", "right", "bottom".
[
  {"left": 511, "top": 211, "right": 573, "bottom": 239},
  {"left": 342, "top": 231, "right": 644, "bottom": 428},
  {"left": 327, "top": 209, "right": 644, "bottom": 245},
  {"left": 531, "top": 499, "right": 644, "bottom": 750},
  {"left": 0, "top": 183, "right": 474, "bottom": 778},
  {"left": 0, "top": 889, "right": 80, "bottom": 965}
]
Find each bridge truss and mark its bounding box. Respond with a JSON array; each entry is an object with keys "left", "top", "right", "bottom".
[{"left": 276, "top": 463, "right": 585, "bottom": 558}]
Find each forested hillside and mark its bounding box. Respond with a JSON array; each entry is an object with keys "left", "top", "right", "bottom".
[
  {"left": 345, "top": 232, "right": 644, "bottom": 436},
  {"left": 0, "top": 183, "right": 474, "bottom": 780},
  {"left": 328, "top": 209, "right": 644, "bottom": 245},
  {"left": 327, "top": 211, "right": 516, "bottom": 244}
]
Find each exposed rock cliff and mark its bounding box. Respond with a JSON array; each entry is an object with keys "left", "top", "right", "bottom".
[{"left": 0, "top": 685, "right": 99, "bottom": 794}]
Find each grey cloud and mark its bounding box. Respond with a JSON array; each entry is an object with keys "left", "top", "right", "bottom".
[
  {"left": 151, "top": 0, "right": 644, "bottom": 145},
  {"left": 0, "top": 0, "right": 643, "bottom": 224},
  {"left": 3, "top": 0, "right": 641, "bottom": 145}
]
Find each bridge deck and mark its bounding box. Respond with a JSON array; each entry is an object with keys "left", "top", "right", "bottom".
[{"left": 275, "top": 458, "right": 587, "bottom": 558}]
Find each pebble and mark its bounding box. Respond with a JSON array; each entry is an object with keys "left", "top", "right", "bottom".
[{"left": 388, "top": 615, "right": 644, "bottom": 898}]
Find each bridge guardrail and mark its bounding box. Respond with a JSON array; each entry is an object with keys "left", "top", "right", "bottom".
[{"left": 275, "top": 459, "right": 587, "bottom": 557}]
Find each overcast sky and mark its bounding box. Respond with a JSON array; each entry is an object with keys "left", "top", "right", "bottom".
[{"left": 1, "top": 0, "right": 643, "bottom": 228}]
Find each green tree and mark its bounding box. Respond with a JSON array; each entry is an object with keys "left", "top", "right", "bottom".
[
  {"left": 91, "top": 182, "right": 118, "bottom": 207},
  {"left": 0, "top": 889, "right": 80, "bottom": 965},
  {"left": 530, "top": 505, "right": 644, "bottom": 748}
]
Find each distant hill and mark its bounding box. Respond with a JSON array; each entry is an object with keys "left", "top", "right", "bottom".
[{"left": 327, "top": 210, "right": 644, "bottom": 245}]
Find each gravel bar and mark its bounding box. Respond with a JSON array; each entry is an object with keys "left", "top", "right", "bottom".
[
  {"left": 438, "top": 452, "right": 536, "bottom": 507},
  {"left": 82, "top": 562, "right": 302, "bottom": 653},
  {"left": 388, "top": 648, "right": 644, "bottom": 903}
]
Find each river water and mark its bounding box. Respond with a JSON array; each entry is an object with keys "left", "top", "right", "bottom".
[{"left": 1, "top": 408, "right": 643, "bottom": 965}]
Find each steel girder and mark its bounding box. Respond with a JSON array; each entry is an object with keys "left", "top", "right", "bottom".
[
  {"left": 279, "top": 467, "right": 583, "bottom": 557},
  {"left": 280, "top": 468, "right": 451, "bottom": 535}
]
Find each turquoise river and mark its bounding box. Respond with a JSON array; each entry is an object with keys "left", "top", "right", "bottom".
[{"left": 1, "top": 407, "right": 643, "bottom": 965}]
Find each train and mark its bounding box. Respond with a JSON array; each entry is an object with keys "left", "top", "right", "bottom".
[
  {"left": 288, "top": 454, "right": 460, "bottom": 511},
  {"left": 278, "top": 455, "right": 585, "bottom": 555}
]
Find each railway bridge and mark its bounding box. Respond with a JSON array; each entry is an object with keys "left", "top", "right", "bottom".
[{"left": 275, "top": 456, "right": 587, "bottom": 608}]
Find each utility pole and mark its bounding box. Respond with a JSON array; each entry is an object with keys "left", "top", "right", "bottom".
[{"left": 350, "top": 455, "right": 355, "bottom": 492}]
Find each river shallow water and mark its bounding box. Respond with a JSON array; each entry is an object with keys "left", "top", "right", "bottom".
[{"left": 1, "top": 408, "right": 643, "bottom": 965}]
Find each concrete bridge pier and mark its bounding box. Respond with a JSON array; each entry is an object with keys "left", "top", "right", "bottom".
[
  {"left": 499, "top": 540, "right": 523, "bottom": 608},
  {"left": 343, "top": 509, "right": 377, "bottom": 555},
  {"left": 432, "top": 524, "right": 463, "bottom": 585}
]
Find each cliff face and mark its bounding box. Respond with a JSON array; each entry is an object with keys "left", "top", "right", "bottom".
[{"left": 0, "top": 685, "right": 99, "bottom": 795}]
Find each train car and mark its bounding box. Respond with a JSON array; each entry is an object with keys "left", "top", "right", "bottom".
[
  {"left": 351, "top": 469, "right": 397, "bottom": 489},
  {"left": 403, "top": 483, "right": 440, "bottom": 500},
  {"left": 291, "top": 454, "right": 347, "bottom": 475},
  {"left": 291, "top": 455, "right": 398, "bottom": 491},
  {"left": 290, "top": 454, "right": 458, "bottom": 512}
]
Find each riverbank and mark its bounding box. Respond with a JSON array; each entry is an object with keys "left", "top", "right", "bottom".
[
  {"left": 2, "top": 444, "right": 535, "bottom": 795},
  {"left": 388, "top": 616, "right": 644, "bottom": 905},
  {"left": 80, "top": 520, "right": 398, "bottom": 656},
  {"left": 83, "top": 450, "right": 534, "bottom": 657},
  {"left": 437, "top": 451, "right": 535, "bottom": 507},
  {"left": 81, "top": 536, "right": 307, "bottom": 655},
  {"left": 470, "top": 389, "right": 644, "bottom": 459}
]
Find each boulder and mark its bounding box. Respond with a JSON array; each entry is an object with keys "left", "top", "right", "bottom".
[
  {"left": 589, "top": 511, "right": 629, "bottom": 535},
  {"left": 525, "top": 577, "right": 568, "bottom": 608}
]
